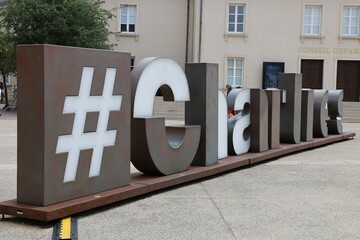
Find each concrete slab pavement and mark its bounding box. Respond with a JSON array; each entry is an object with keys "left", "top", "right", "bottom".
[{"left": 1, "top": 111, "right": 360, "bottom": 239}]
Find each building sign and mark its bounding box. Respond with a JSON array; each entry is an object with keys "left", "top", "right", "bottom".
[
  {"left": 16, "top": 45, "right": 344, "bottom": 207},
  {"left": 298, "top": 47, "right": 360, "bottom": 55}
]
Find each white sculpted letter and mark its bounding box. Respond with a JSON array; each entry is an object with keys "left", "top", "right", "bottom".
[
  {"left": 218, "top": 90, "right": 228, "bottom": 159},
  {"left": 227, "top": 89, "right": 251, "bottom": 155}
]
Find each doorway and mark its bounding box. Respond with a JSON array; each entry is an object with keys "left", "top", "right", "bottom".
[
  {"left": 301, "top": 59, "right": 323, "bottom": 89},
  {"left": 337, "top": 60, "right": 360, "bottom": 102}
]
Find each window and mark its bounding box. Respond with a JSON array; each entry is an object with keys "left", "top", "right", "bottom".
[
  {"left": 304, "top": 5, "right": 322, "bottom": 35},
  {"left": 226, "top": 58, "right": 244, "bottom": 87},
  {"left": 342, "top": 6, "right": 360, "bottom": 36},
  {"left": 119, "top": 5, "right": 137, "bottom": 33},
  {"left": 228, "top": 4, "right": 246, "bottom": 33}
]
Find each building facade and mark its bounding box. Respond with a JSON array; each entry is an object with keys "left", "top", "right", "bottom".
[{"left": 106, "top": 0, "right": 360, "bottom": 101}]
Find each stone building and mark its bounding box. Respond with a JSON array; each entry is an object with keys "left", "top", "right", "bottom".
[{"left": 104, "top": 0, "right": 360, "bottom": 102}]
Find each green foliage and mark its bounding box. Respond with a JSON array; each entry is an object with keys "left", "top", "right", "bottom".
[
  {"left": 1, "top": 0, "right": 114, "bottom": 49},
  {"left": 0, "top": 29, "right": 15, "bottom": 106},
  {"left": 0, "top": 29, "right": 16, "bottom": 76}
]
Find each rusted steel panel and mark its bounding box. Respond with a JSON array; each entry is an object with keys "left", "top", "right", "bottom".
[
  {"left": 185, "top": 63, "right": 219, "bottom": 166},
  {"left": 265, "top": 89, "right": 281, "bottom": 149},
  {"left": 17, "top": 45, "right": 131, "bottom": 206},
  {"left": 278, "top": 73, "right": 302, "bottom": 144},
  {"left": 250, "top": 89, "right": 269, "bottom": 152}
]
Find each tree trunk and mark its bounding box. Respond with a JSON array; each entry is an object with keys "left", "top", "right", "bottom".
[{"left": 2, "top": 74, "right": 9, "bottom": 108}]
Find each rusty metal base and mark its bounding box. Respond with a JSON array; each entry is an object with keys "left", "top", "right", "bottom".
[{"left": 0, "top": 132, "right": 355, "bottom": 222}]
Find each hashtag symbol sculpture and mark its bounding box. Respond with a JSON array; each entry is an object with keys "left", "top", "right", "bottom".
[{"left": 56, "top": 67, "right": 122, "bottom": 182}]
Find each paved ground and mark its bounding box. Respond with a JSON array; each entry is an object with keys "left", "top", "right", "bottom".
[{"left": 0, "top": 109, "right": 359, "bottom": 240}]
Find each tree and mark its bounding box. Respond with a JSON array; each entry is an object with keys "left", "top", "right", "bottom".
[
  {"left": 0, "top": 29, "right": 16, "bottom": 107},
  {"left": 1, "top": 0, "right": 114, "bottom": 49},
  {"left": 0, "top": 0, "right": 114, "bottom": 107}
]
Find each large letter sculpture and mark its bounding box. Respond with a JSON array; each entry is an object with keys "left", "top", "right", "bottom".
[
  {"left": 227, "top": 89, "right": 251, "bottom": 155},
  {"left": 218, "top": 90, "right": 228, "bottom": 159},
  {"left": 185, "top": 63, "right": 218, "bottom": 166},
  {"left": 17, "top": 45, "right": 131, "bottom": 206},
  {"left": 265, "top": 89, "right": 281, "bottom": 149},
  {"left": 56, "top": 67, "right": 122, "bottom": 182},
  {"left": 301, "top": 89, "right": 314, "bottom": 142},
  {"left": 327, "top": 90, "right": 343, "bottom": 134},
  {"left": 278, "top": 73, "right": 302, "bottom": 144},
  {"left": 250, "top": 89, "right": 269, "bottom": 152},
  {"left": 131, "top": 58, "right": 201, "bottom": 175},
  {"left": 313, "top": 90, "right": 329, "bottom": 138}
]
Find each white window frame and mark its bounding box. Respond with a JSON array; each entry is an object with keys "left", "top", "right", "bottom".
[
  {"left": 301, "top": 4, "right": 324, "bottom": 43},
  {"left": 118, "top": 4, "right": 138, "bottom": 34},
  {"left": 226, "top": 57, "right": 244, "bottom": 87},
  {"left": 341, "top": 5, "right": 360, "bottom": 37},
  {"left": 303, "top": 5, "right": 322, "bottom": 36},
  {"left": 227, "top": 3, "right": 246, "bottom": 33},
  {"left": 225, "top": 2, "right": 248, "bottom": 40}
]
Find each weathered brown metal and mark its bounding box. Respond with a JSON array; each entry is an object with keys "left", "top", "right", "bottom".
[
  {"left": 301, "top": 89, "right": 314, "bottom": 142},
  {"left": 0, "top": 183, "right": 149, "bottom": 222},
  {"left": 265, "top": 89, "right": 280, "bottom": 149},
  {"left": 130, "top": 57, "right": 201, "bottom": 175},
  {"left": 0, "top": 132, "right": 355, "bottom": 222},
  {"left": 185, "top": 63, "right": 218, "bottom": 166},
  {"left": 131, "top": 118, "right": 201, "bottom": 175},
  {"left": 278, "top": 73, "right": 302, "bottom": 144},
  {"left": 250, "top": 89, "right": 269, "bottom": 152},
  {"left": 17, "top": 45, "right": 131, "bottom": 206},
  {"left": 327, "top": 119, "right": 343, "bottom": 135}
]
